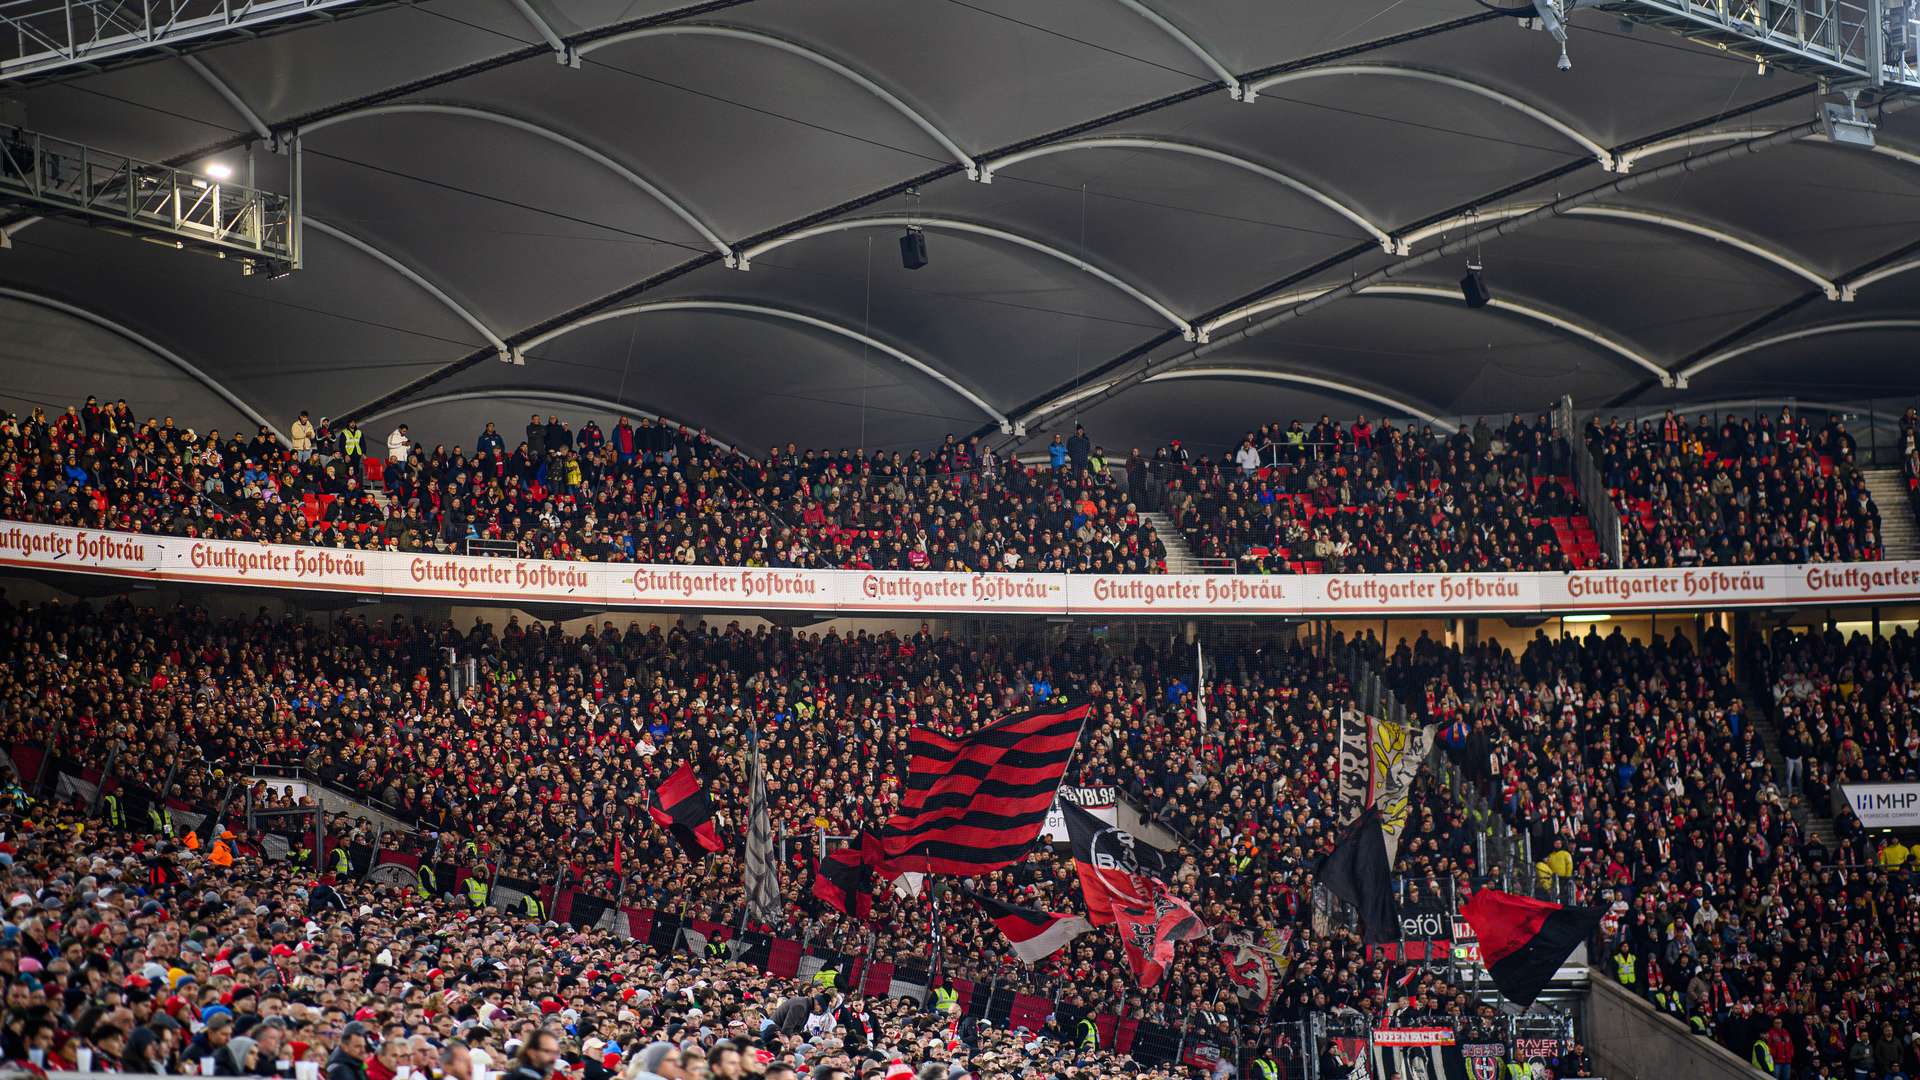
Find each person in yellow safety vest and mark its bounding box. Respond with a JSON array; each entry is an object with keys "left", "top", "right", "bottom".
[
  {"left": 101, "top": 793, "right": 125, "bottom": 829},
  {"left": 932, "top": 986, "right": 958, "bottom": 1014},
  {"left": 811, "top": 967, "right": 839, "bottom": 990},
  {"left": 1751, "top": 1037, "right": 1774, "bottom": 1074},
  {"left": 706, "top": 939, "right": 730, "bottom": 961},
  {"left": 342, "top": 423, "right": 364, "bottom": 459},
  {"left": 521, "top": 894, "right": 544, "bottom": 920},
  {"left": 465, "top": 875, "right": 488, "bottom": 909},
  {"left": 147, "top": 806, "right": 172, "bottom": 837},
  {"left": 1077, "top": 1017, "right": 1099, "bottom": 1049},
  {"left": 1613, "top": 951, "right": 1637, "bottom": 988},
  {"left": 331, "top": 847, "right": 351, "bottom": 875},
  {"left": 415, "top": 864, "right": 436, "bottom": 899},
  {"left": 292, "top": 844, "right": 311, "bottom": 867},
  {"left": 1252, "top": 1054, "right": 1278, "bottom": 1080}
]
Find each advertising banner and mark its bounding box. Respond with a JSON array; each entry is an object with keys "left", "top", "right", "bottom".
[
  {"left": 1836, "top": 782, "right": 1920, "bottom": 828},
  {"left": 8, "top": 520, "right": 1920, "bottom": 618}
]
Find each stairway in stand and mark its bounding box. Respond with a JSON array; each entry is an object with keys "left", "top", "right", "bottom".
[
  {"left": 1862, "top": 467, "right": 1918, "bottom": 559},
  {"left": 1144, "top": 511, "right": 1204, "bottom": 573},
  {"left": 1744, "top": 676, "right": 1841, "bottom": 852}
]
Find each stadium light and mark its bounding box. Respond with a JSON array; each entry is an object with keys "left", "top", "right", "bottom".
[{"left": 205, "top": 162, "right": 233, "bottom": 180}]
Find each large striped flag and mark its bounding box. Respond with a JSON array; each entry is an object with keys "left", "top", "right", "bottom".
[
  {"left": 875, "top": 698, "right": 1089, "bottom": 876},
  {"left": 961, "top": 888, "right": 1093, "bottom": 964},
  {"left": 743, "top": 735, "right": 781, "bottom": 925},
  {"left": 648, "top": 762, "right": 723, "bottom": 860}
]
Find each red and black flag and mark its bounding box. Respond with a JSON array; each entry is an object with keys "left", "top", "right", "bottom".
[
  {"left": 812, "top": 830, "right": 886, "bottom": 920},
  {"left": 1061, "top": 800, "right": 1181, "bottom": 926},
  {"left": 1316, "top": 805, "right": 1399, "bottom": 944},
  {"left": 647, "top": 762, "right": 723, "bottom": 860},
  {"left": 960, "top": 888, "right": 1093, "bottom": 964},
  {"left": 875, "top": 698, "right": 1089, "bottom": 876},
  {"left": 1111, "top": 877, "right": 1207, "bottom": 988},
  {"left": 1461, "top": 888, "right": 1601, "bottom": 1008}
]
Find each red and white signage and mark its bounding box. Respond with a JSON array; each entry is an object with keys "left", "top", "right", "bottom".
[{"left": 5, "top": 520, "right": 1920, "bottom": 616}]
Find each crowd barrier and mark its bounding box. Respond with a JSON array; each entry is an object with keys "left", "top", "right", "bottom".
[{"left": 4, "top": 520, "right": 1920, "bottom": 617}]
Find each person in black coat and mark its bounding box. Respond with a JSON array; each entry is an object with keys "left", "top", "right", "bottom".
[{"left": 326, "top": 1025, "right": 372, "bottom": 1080}]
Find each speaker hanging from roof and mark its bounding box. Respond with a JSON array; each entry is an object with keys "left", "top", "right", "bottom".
[{"left": 900, "top": 226, "right": 928, "bottom": 271}]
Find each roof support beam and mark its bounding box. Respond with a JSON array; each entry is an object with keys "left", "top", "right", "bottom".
[
  {"left": 1197, "top": 283, "right": 1670, "bottom": 383},
  {"left": 1619, "top": 129, "right": 1920, "bottom": 171},
  {"left": 360, "top": 389, "right": 739, "bottom": 453},
  {"left": 577, "top": 24, "right": 978, "bottom": 178},
  {"left": 1109, "top": 0, "right": 1248, "bottom": 101},
  {"left": 0, "top": 287, "right": 285, "bottom": 444},
  {"left": 305, "top": 219, "right": 512, "bottom": 360},
  {"left": 516, "top": 299, "right": 1014, "bottom": 433},
  {"left": 738, "top": 215, "right": 1196, "bottom": 341},
  {"left": 503, "top": 0, "right": 580, "bottom": 66},
  {"left": 1247, "top": 64, "right": 1615, "bottom": 170},
  {"left": 296, "top": 103, "right": 736, "bottom": 264},
  {"left": 977, "top": 137, "right": 1394, "bottom": 252},
  {"left": 1843, "top": 255, "right": 1920, "bottom": 299},
  {"left": 1676, "top": 319, "right": 1920, "bottom": 386},
  {"left": 1021, "top": 369, "right": 1457, "bottom": 431},
  {"left": 1393, "top": 203, "right": 1840, "bottom": 297},
  {"left": 181, "top": 56, "right": 272, "bottom": 140}
]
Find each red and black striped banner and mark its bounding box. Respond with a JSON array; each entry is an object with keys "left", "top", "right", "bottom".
[
  {"left": 875, "top": 698, "right": 1089, "bottom": 876},
  {"left": 961, "top": 887, "right": 1093, "bottom": 963},
  {"left": 647, "top": 761, "right": 723, "bottom": 860}
]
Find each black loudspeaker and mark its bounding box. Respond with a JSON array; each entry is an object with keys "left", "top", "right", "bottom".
[
  {"left": 900, "top": 227, "right": 928, "bottom": 270},
  {"left": 1460, "top": 268, "right": 1491, "bottom": 309}
]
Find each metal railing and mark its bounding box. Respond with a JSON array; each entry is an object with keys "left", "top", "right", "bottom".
[
  {"left": 1600, "top": 0, "right": 1920, "bottom": 88},
  {"left": 0, "top": 125, "right": 294, "bottom": 263},
  {"left": 1560, "top": 394, "right": 1624, "bottom": 567}
]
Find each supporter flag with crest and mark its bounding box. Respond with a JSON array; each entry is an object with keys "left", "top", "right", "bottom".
[
  {"left": 1060, "top": 799, "right": 1204, "bottom": 986},
  {"left": 1219, "top": 928, "right": 1284, "bottom": 1012},
  {"left": 648, "top": 762, "right": 724, "bottom": 860},
  {"left": 1111, "top": 877, "right": 1207, "bottom": 987},
  {"left": 1060, "top": 799, "right": 1182, "bottom": 926}
]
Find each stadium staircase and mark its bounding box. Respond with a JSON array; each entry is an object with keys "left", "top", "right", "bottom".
[
  {"left": 1862, "top": 467, "right": 1919, "bottom": 559},
  {"left": 1738, "top": 666, "right": 1841, "bottom": 852},
  {"left": 1144, "top": 511, "right": 1204, "bottom": 573}
]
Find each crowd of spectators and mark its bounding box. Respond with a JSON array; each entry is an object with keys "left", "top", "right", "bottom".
[
  {"left": 1148, "top": 413, "right": 1595, "bottom": 573},
  {"left": 0, "top": 797, "right": 1183, "bottom": 1080},
  {"left": 0, "top": 594, "right": 1513, "bottom": 1069},
  {"left": 0, "top": 402, "right": 1160, "bottom": 574},
  {"left": 1586, "top": 408, "right": 1885, "bottom": 568},
  {"left": 1759, "top": 624, "right": 1920, "bottom": 851},
  {"left": 1380, "top": 623, "right": 1920, "bottom": 1078}
]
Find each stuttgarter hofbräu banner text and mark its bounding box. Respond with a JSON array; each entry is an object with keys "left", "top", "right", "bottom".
[{"left": 3, "top": 520, "right": 1919, "bottom": 617}]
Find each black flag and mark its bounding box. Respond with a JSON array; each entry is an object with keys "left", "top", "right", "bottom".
[{"left": 1316, "top": 805, "right": 1399, "bottom": 944}]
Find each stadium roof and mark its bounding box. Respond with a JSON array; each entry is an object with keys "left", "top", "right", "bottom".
[{"left": 2, "top": 0, "right": 1917, "bottom": 455}]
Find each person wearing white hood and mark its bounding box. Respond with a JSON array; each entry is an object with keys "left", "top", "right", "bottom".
[{"left": 626, "top": 1040, "right": 688, "bottom": 1080}]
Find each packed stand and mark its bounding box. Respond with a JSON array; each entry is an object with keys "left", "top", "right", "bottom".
[
  {"left": 1382, "top": 624, "right": 1920, "bottom": 1077},
  {"left": 2, "top": 595, "right": 1507, "bottom": 1066},
  {"left": 1759, "top": 625, "right": 1920, "bottom": 855},
  {"left": 1586, "top": 407, "right": 1886, "bottom": 567},
  {"left": 0, "top": 401, "right": 1162, "bottom": 573},
  {"left": 1140, "top": 413, "right": 1597, "bottom": 573},
  {"left": 0, "top": 797, "right": 1194, "bottom": 1080}
]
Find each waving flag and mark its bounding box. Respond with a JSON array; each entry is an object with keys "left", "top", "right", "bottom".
[
  {"left": 1317, "top": 805, "right": 1399, "bottom": 944},
  {"left": 813, "top": 831, "right": 885, "bottom": 920},
  {"left": 743, "top": 736, "right": 781, "bottom": 925},
  {"left": 1461, "top": 888, "right": 1600, "bottom": 1007},
  {"left": 1111, "top": 877, "right": 1206, "bottom": 987},
  {"left": 962, "top": 888, "right": 1093, "bottom": 964},
  {"left": 648, "top": 762, "right": 723, "bottom": 860},
  {"left": 876, "top": 699, "right": 1089, "bottom": 876},
  {"left": 1220, "top": 929, "right": 1283, "bottom": 1011},
  {"left": 1061, "top": 800, "right": 1181, "bottom": 925}
]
